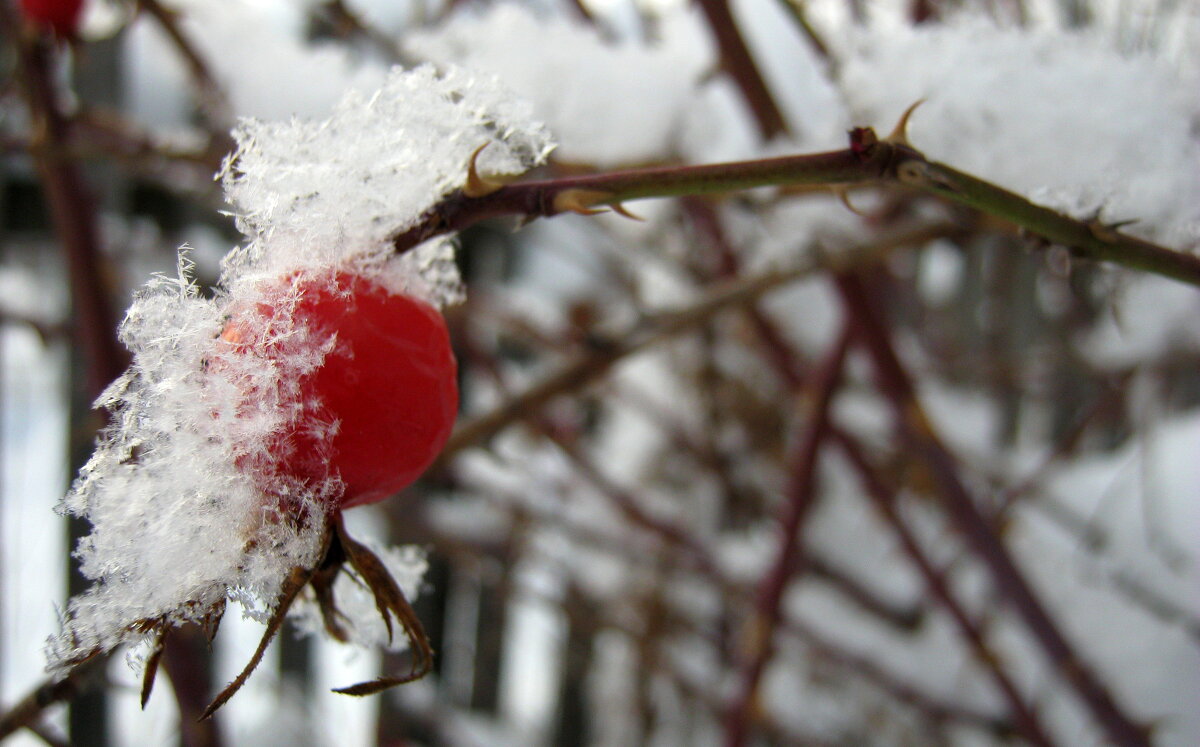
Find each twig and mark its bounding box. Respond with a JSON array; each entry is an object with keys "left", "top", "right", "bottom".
[
  {"left": 836, "top": 433, "right": 1056, "bottom": 746},
  {"left": 723, "top": 327, "right": 849, "bottom": 747},
  {"left": 136, "top": 0, "right": 232, "bottom": 130},
  {"left": 893, "top": 156, "right": 1200, "bottom": 286},
  {"left": 449, "top": 466, "right": 1017, "bottom": 739},
  {"left": 440, "top": 221, "right": 941, "bottom": 461},
  {"left": 694, "top": 0, "right": 789, "bottom": 139},
  {"left": 314, "top": 1, "right": 412, "bottom": 65},
  {"left": 774, "top": 0, "right": 833, "bottom": 63},
  {"left": 610, "top": 380, "right": 922, "bottom": 631},
  {"left": 834, "top": 271, "right": 1152, "bottom": 747},
  {"left": 438, "top": 262, "right": 818, "bottom": 461},
  {"left": 393, "top": 133, "right": 1200, "bottom": 287},
  {"left": 0, "top": 656, "right": 106, "bottom": 741}
]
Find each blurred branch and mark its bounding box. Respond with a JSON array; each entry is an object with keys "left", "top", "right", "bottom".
[
  {"left": 3, "top": 16, "right": 129, "bottom": 395},
  {"left": 314, "top": 1, "right": 412, "bottom": 65},
  {"left": 0, "top": 656, "right": 105, "bottom": 742},
  {"left": 442, "top": 221, "right": 941, "bottom": 462},
  {"left": 3, "top": 10, "right": 224, "bottom": 743},
  {"left": 723, "top": 326, "right": 848, "bottom": 747},
  {"left": 440, "top": 261, "right": 819, "bottom": 460},
  {"left": 836, "top": 434, "right": 1056, "bottom": 746},
  {"left": 136, "top": 0, "right": 232, "bottom": 131},
  {"left": 774, "top": 0, "right": 833, "bottom": 63},
  {"left": 694, "top": 0, "right": 790, "bottom": 139},
  {"left": 835, "top": 271, "right": 1153, "bottom": 747}
]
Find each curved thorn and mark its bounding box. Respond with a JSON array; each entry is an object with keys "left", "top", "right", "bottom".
[
  {"left": 886, "top": 99, "right": 926, "bottom": 146},
  {"left": 833, "top": 186, "right": 868, "bottom": 217},
  {"left": 610, "top": 202, "right": 645, "bottom": 221},
  {"left": 553, "top": 188, "right": 613, "bottom": 216},
  {"left": 464, "top": 143, "right": 508, "bottom": 198}
]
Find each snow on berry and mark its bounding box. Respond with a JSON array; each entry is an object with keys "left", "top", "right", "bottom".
[{"left": 47, "top": 66, "right": 553, "bottom": 682}]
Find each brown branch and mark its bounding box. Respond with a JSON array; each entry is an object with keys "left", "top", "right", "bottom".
[
  {"left": 438, "top": 262, "right": 824, "bottom": 462},
  {"left": 834, "top": 271, "right": 1152, "bottom": 747},
  {"left": 695, "top": 0, "right": 790, "bottom": 139},
  {"left": 394, "top": 131, "right": 1200, "bottom": 287},
  {"left": 314, "top": 1, "right": 412, "bottom": 65},
  {"left": 441, "top": 221, "right": 940, "bottom": 462},
  {"left": 723, "top": 326, "right": 849, "bottom": 747},
  {"left": 136, "top": 0, "right": 232, "bottom": 131},
  {"left": 5, "top": 19, "right": 128, "bottom": 395},
  {"left": 836, "top": 434, "right": 1057, "bottom": 746},
  {"left": 392, "top": 145, "right": 893, "bottom": 252},
  {"left": 0, "top": 656, "right": 105, "bottom": 741}
]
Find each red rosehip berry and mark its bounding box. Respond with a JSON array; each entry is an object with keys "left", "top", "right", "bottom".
[
  {"left": 19, "top": 0, "right": 85, "bottom": 39},
  {"left": 221, "top": 269, "right": 458, "bottom": 511}
]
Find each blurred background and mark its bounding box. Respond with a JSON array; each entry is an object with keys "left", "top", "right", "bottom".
[{"left": 1, "top": 0, "right": 1198, "bottom": 745}]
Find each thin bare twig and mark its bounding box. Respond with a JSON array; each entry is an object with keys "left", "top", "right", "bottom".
[
  {"left": 723, "top": 326, "right": 849, "bottom": 747},
  {"left": 835, "top": 271, "right": 1152, "bottom": 747},
  {"left": 694, "top": 0, "right": 789, "bottom": 139},
  {"left": 836, "top": 434, "right": 1057, "bottom": 746}
]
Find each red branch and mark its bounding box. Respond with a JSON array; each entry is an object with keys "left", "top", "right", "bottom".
[
  {"left": 836, "top": 434, "right": 1056, "bottom": 746},
  {"left": 695, "top": 0, "right": 789, "bottom": 139},
  {"left": 834, "top": 272, "right": 1151, "bottom": 747},
  {"left": 722, "top": 327, "right": 850, "bottom": 747}
]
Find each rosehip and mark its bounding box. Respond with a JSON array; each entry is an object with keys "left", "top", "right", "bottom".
[
  {"left": 19, "top": 0, "right": 85, "bottom": 39},
  {"left": 221, "top": 270, "right": 458, "bottom": 510}
]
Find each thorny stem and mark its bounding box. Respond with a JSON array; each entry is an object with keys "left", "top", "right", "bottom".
[
  {"left": 392, "top": 146, "right": 887, "bottom": 250},
  {"left": 723, "top": 326, "right": 850, "bottom": 747},
  {"left": 834, "top": 272, "right": 1152, "bottom": 747},
  {"left": 895, "top": 157, "right": 1200, "bottom": 285},
  {"left": 394, "top": 133, "right": 1200, "bottom": 288}
]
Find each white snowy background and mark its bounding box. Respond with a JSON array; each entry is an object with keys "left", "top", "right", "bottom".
[{"left": 2, "top": 0, "right": 1198, "bottom": 745}]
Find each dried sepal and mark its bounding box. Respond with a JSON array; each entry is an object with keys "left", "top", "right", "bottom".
[
  {"left": 139, "top": 623, "right": 169, "bottom": 709},
  {"left": 200, "top": 561, "right": 321, "bottom": 720},
  {"left": 330, "top": 517, "right": 434, "bottom": 695}
]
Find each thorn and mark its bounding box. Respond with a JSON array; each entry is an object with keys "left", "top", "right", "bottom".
[
  {"left": 609, "top": 202, "right": 644, "bottom": 221},
  {"left": 833, "top": 186, "right": 868, "bottom": 216},
  {"left": 463, "top": 143, "right": 510, "bottom": 198},
  {"left": 886, "top": 99, "right": 926, "bottom": 146},
  {"left": 1087, "top": 217, "right": 1136, "bottom": 243},
  {"left": 553, "top": 188, "right": 614, "bottom": 216}
]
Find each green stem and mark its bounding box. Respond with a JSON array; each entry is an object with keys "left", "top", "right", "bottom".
[{"left": 897, "top": 156, "right": 1200, "bottom": 286}]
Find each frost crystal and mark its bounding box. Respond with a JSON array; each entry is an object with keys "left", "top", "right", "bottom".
[{"left": 48, "top": 66, "right": 552, "bottom": 671}]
